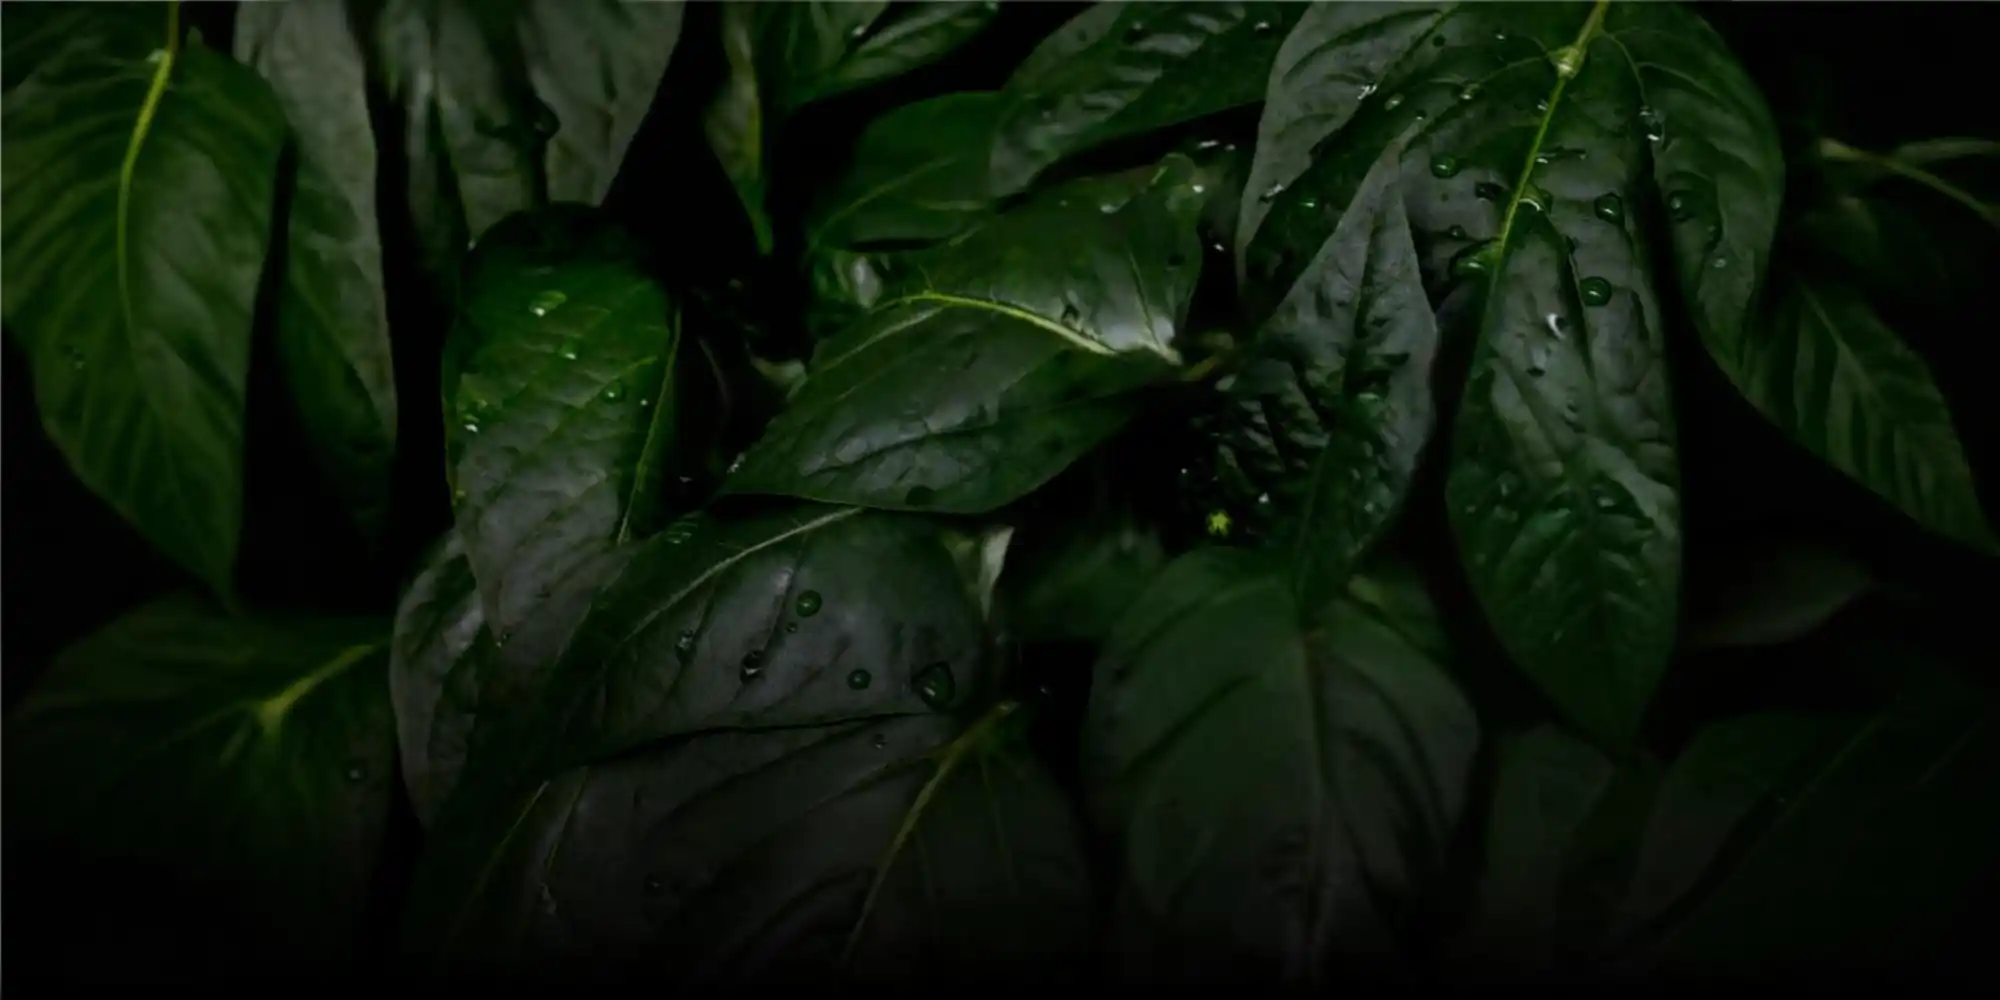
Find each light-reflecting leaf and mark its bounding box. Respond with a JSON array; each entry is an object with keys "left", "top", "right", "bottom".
[{"left": 3, "top": 5, "right": 288, "bottom": 595}]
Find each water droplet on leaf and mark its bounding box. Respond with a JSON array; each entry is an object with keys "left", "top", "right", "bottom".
[
  {"left": 1259, "top": 182, "right": 1287, "bottom": 202},
  {"left": 1545, "top": 312, "right": 1568, "bottom": 339},
  {"left": 1384, "top": 93, "right": 1406, "bottom": 110},
  {"left": 795, "top": 591, "right": 822, "bottom": 617},
  {"left": 1458, "top": 83, "right": 1480, "bottom": 101},
  {"left": 344, "top": 763, "right": 365, "bottom": 782},
  {"left": 1474, "top": 181, "right": 1505, "bottom": 202},
  {"left": 1446, "top": 224, "right": 1469, "bottom": 240},
  {"left": 739, "top": 651, "right": 763, "bottom": 682},
  {"left": 847, "top": 668, "right": 872, "bottom": 690},
  {"left": 1579, "top": 277, "right": 1613, "bottom": 306},
  {"left": 1449, "top": 240, "right": 1496, "bottom": 279},
  {"left": 1709, "top": 254, "right": 1729, "bottom": 270},
  {"left": 1593, "top": 193, "right": 1625, "bottom": 224},
  {"left": 559, "top": 345, "right": 579, "bottom": 361},
  {"left": 1252, "top": 20, "right": 1273, "bottom": 35},
  {"left": 913, "top": 662, "right": 955, "bottom": 708},
  {"left": 674, "top": 630, "right": 695, "bottom": 663},
  {"left": 1429, "top": 153, "right": 1462, "bottom": 179},
  {"left": 1551, "top": 44, "right": 1584, "bottom": 79},
  {"left": 872, "top": 732, "right": 888, "bottom": 749},
  {"left": 528, "top": 289, "right": 567, "bottom": 317}
]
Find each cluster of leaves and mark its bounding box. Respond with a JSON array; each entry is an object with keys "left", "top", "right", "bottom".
[{"left": 5, "top": 0, "right": 1997, "bottom": 987}]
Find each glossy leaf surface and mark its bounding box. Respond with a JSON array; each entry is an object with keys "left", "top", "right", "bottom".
[
  {"left": 991, "top": 2, "right": 1304, "bottom": 194},
  {"left": 1241, "top": 1, "right": 1784, "bottom": 743},
  {"left": 726, "top": 161, "right": 1203, "bottom": 513},
  {"left": 2, "top": 7, "right": 287, "bottom": 595},
  {"left": 1085, "top": 549, "right": 1478, "bottom": 983},
  {"left": 443, "top": 209, "right": 682, "bottom": 648},
  {"left": 532, "top": 504, "right": 989, "bottom": 768},
  {"left": 1207, "top": 138, "right": 1439, "bottom": 606}
]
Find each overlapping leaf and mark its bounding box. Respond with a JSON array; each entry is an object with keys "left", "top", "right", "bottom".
[
  {"left": 1084, "top": 549, "right": 1478, "bottom": 983},
  {"left": 1205, "top": 133, "right": 1439, "bottom": 605},
  {"left": 991, "top": 2, "right": 1304, "bottom": 194},
  {"left": 726, "top": 159, "right": 1205, "bottom": 513},
  {"left": 236, "top": 0, "right": 399, "bottom": 541},
  {"left": 388, "top": 531, "right": 491, "bottom": 826},
  {"left": 705, "top": 1, "right": 1001, "bottom": 253},
  {"left": 2, "top": 5, "right": 287, "bottom": 596},
  {"left": 405, "top": 706, "right": 1090, "bottom": 984},
  {"left": 1240, "top": 1, "right": 1785, "bottom": 744},
  {"left": 443, "top": 208, "right": 682, "bottom": 652},
  {"left": 5, "top": 596, "right": 396, "bottom": 962}
]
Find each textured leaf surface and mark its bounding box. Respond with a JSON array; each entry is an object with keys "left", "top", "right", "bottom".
[
  {"left": 1207, "top": 139, "right": 1438, "bottom": 605},
  {"left": 727, "top": 162, "right": 1203, "bottom": 512},
  {"left": 2, "top": 7, "right": 286, "bottom": 594},
  {"left": 6, "top": 596, "right": 396, "bottom": 960},
  {"left": 793, "top": 0, "right": 1000, "bottom": 108},
  {"left": 519, "top": 0, "right": 685, "bottom": 204},
  {"left": 237, "top": 0, "right": 399, "bottom": 540},
  {"left": 533, "top": 504, "right": 989, "bottom": 768},
  {"left": 1084, "top": 549, "right": 1478, "bottom": 983},
  {"left": 376, "top": 0, "right": 544, "bottom": 281},
  {"left": 389, "top": 532, "right": 490, "bottom": 827},
  {"left": 991, "top": 2, "right": 1304, "bottom": 194},
  {"left": 1735, "top": 275, "right": 1995, "bottom": 552},
  {"left": 406, "top": 709, "right": 1090, "bottom": 984},
  {"left": 1240, "top": 1, "right": 1784, "bottom": 743},
  {"left": 807, "top": 91, "right": 1008, "bottom": 253},
  {"left": 444, "top": 209, "right": 682, "bottom": 647}
]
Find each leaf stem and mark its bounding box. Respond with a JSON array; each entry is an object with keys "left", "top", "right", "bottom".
[{"left": 1816, "top": 137, "right": 2000, "bottom": 230}]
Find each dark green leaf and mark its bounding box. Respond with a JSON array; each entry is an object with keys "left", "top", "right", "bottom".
[
  {"left": 1609, "top": 712, "right": 1829, "bottom": 944},
  {"left": 1243, "top": 2, "right": 1780, "bottom": 743},
  {"left": 1085, "top": 549, "right": 1478, "bottom": 982},
  {"left": 534, "top": 504, "right": 990, "bottom": 769},
  {"left": 2, "top": 6, "right": 287, "bottom": 595},
  {"left": 1209, "top": 137, "right": 1438, "bottom": 607},
  {"left": 1735, "top": 275, "right": 1996, "bottom": 553},
  {"left": 991, "top": 2, "right": 1304, "bottom": 195},
  {"left": 1639, "top": 680, "right": 2000, "bottom": 977},
  {"left": 444, "top": 208, "right": 682, "bottom": 647},
  {"left": 389, "top": 531, "right": 489, "bottom": 827},
  {"left": 376, "top": 0, "right": 544, "bottom": 279},
  {"left": 406, "top": 706, "right": 1090, "bottom": 983},
  {"left": 806, "top": 91, "right": 1009, "bottom": 253},
  {"left": 237, "top": 0, "right": 399, "bottom": 542},
  {"left": 6, "top": 596, "right": 396, "bottom": 960},
  {"left": 519, "top": 0, "right": 685, "bottom": 204},
  {"left": 726, "top": 160, "right": 1204, "bottom": 513},
  {"left": 703, "top": 0, "right": 776, "bottom": 254},
  {"left": 997, "top": 466, "right": 1167, "bottom": 645},
  {"left": 794, "top": 1, "right": 1002, "bottom": 108},
  {"left": 1455, "top": 725, "right": 1618, "bottom": 977}
]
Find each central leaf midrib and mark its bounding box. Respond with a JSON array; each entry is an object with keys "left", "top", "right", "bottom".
[{"left": 1471, "top": 1, "right": 1638, "bottom": 699}]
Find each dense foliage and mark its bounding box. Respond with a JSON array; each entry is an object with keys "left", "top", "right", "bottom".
[{"left": 5, "top": 0, "right": 1997, "bottom": 986}]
